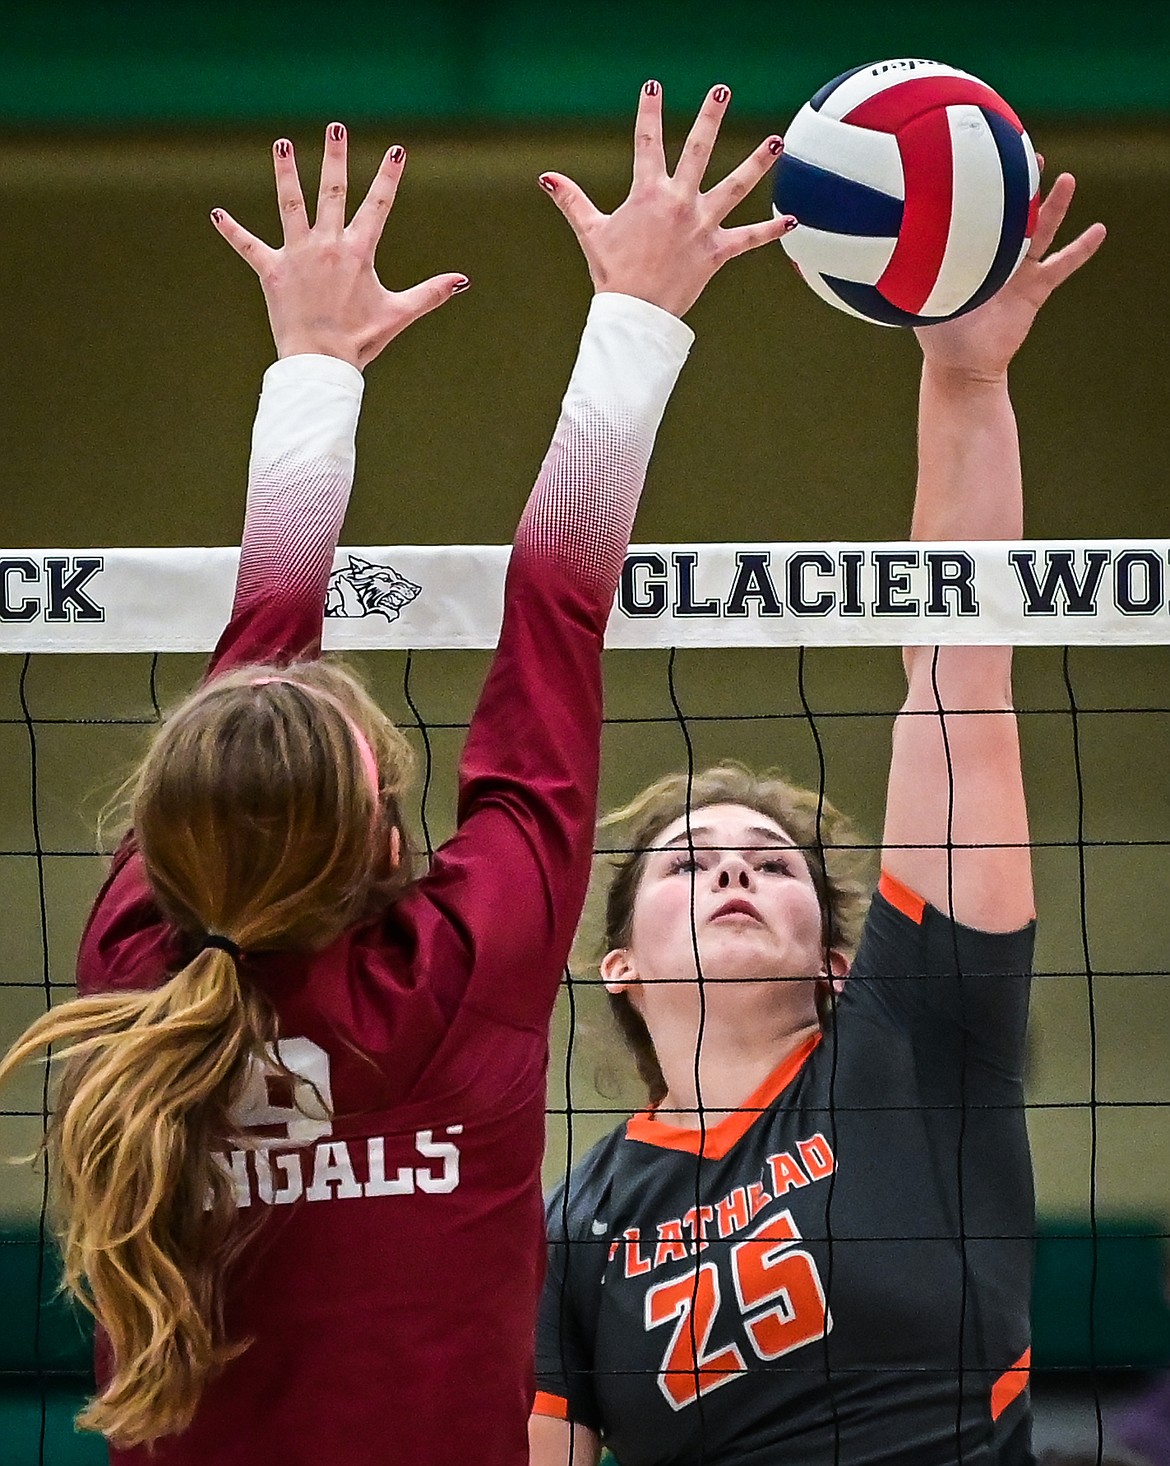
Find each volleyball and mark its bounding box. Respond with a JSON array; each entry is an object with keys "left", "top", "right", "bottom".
[{"left": 773, "top": 59, "right": 1040, "bottom": 326}]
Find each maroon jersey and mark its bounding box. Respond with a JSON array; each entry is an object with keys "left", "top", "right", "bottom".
[{"left": 76, "top": 298, "right": 694, "bottom": 1465}]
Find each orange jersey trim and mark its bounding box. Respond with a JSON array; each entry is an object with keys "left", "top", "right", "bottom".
[
  {"left": 625, "top": 1031, "right": 822, "bottom": 1159},
  {"left": 878, "top": 870, "right": 926, "bottom": 925},
  {"left": 532, "top": 1391, "right": 570, "bottom": 1421},
  {"left": 990, "top": 1347, "right": 1031, "bottom": 1421}
]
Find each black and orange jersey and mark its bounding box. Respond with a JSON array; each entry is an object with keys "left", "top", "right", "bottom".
[{"left": 535, "top": 876, "right": 1035, "bottom": 1466}]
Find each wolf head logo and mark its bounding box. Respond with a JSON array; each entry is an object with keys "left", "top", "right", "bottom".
[{"left": 325, "top": 556, "right": 422, "bottom": 622}]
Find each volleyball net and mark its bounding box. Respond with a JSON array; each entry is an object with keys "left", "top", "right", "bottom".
[{"left": 2, "top": 538, "right": 1170, "bottom": 1460}]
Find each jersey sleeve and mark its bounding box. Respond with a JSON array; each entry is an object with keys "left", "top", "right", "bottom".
[
  {"left": 409, "top": 295, "right": 693, "bottom": 1031},
  {"left": 847, "top": 871, "right": 1034, "bottom": 1082},
  {"left": 77, "top": 355, "right": 364, "bottom": 996},
  {"left": 208, "top": 352, "right": 364, "bottom": 677},
  {"left": 534, "top": 1182, "right": 604, "bottom": 1433}
]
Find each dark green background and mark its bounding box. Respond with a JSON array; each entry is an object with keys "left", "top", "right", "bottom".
[{"left": 2, "top": 1, "right": 1169, "bottom": 125}]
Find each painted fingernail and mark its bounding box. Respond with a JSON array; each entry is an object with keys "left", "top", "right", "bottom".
[
  {"left": 784, "top": 215, "right": 798, "bottom": 229},
  {"left": 644, "top": 80, "right": 659, "bottom": 97},
  {"left": 275, "top": 139, "right": 291, "bottom": 159},
  {"left": 388, "top": 144, "right": 405, "bottom": 164},
  {"left": 713, "top": 85, "right": 730, "bottom": 104},
  {"left": 768, "top": 136, "right": 784, "bottom": 156},
  {"left": 329, "top": 123, "right": 345, "bottom": 142},
  {"left": 538, "top": 174, "right": 557, "bottom": 192},
  {"left": 452, "top": 277, "right": 471, "bottom": 294},
  {"left": 210, "top": 209, "right": 224, "bottom": 225}
]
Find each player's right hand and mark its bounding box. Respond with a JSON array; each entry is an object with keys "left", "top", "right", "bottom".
[
  {"left": 538, "top": 82, "right": 797, "bottom": 320},
  {"left": 211, "top": 124, "right": 469, "bottom": 371}
]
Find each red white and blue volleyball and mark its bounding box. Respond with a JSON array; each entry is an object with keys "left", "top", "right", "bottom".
[{"left": 773, "top": 59, "right": 1040, "bottom": 326}]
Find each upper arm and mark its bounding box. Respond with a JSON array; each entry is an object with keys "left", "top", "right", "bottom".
[
  {"left": 852, "top": 883, "right": 1033, "bottom": 1078},
  {"left": 422, "top": 564, "right": 604, "bottom": 1029},
  {"left": 528, "top": 1413, "right": 602, "bottom": 1466},
  {"left": 882, "top": 645, "right": 1034, "bottom": 933}
]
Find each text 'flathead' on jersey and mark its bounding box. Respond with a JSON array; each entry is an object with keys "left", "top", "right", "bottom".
[{"left": 609, "top": 1132, "right": 835, "bottom": 1278}]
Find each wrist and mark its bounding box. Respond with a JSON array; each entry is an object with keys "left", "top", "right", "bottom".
[
  {"left": 593, "top": 283, "right": 691, "bottom": 321},
  {"left": 276, "top": 339, "right": 364, "bottom": 371},
  {"left": 920, "top": 357, "right": 1010, "bottom": 392}
]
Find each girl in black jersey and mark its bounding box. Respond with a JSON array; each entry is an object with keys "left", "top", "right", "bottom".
[{"left": 531, "top": 175, "right": 1106, "bottom": 1466}]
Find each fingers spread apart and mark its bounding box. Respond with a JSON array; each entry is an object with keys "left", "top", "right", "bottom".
[
  {"left": 631, "top": 80, "right": 667, "bottom": 188},
  {"left": 272, "top": 137, "right": 309, "bottom": 243},
  {"left": 704, "top": 134, "right": 784, "bottom": 225},
  {"left": 209, "top": 209, "right": 278, "bottom": 275},
  {"left": 316, "top": 122, "right": 349, "bottom": 235},
  {"left": 719, "top": 212, "right": 797, "bottom": 264},
  {"left": 672, "top": 83, "right": 733, "bottom": 193},
  {"left": 1027, "top": 172, "right": 1107, "bottom": 289},
  {"left": 537, "top": 172, "right": 604, "bottom": 244},
  {"left": 348, "top": 145, "right": 407, "bottom": 247}
]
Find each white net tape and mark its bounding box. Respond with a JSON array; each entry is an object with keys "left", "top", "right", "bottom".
[{"left": 2, "top": 541, "right": 1169, "bottom": 652}]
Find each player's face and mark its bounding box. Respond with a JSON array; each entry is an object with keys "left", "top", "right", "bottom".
[{"left": 618, "top": 803, "right": 829, "bottom": 993}]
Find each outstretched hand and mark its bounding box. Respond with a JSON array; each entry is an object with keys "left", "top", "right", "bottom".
[
  {"left": 539, "top": 82, "right": 797, "bottom": 319},
  {"left": 211, "top": 124, "right": 468, "bottom": 370},
  {"left": 915, "top": 168, "right": 1106, "bottom": 380}
]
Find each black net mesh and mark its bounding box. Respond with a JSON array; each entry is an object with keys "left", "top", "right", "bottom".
[{"left": 2, "top": 642, "right": 1169, "bottom": 1465}]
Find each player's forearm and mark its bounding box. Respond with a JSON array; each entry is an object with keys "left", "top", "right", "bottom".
[
  {"left": 911, "top": 362, "right": 1022, "bottom": 544},
  {"left": 512, "top": 292, "right": 693, "bottom": 622},
  {"left": 232, "top": 354, "right": 365, "bottom": 619}
]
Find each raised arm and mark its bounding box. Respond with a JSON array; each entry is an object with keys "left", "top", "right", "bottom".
[
  {"left": 435, "top": 83, "right": 795, "bottom": 1034},
  {"left": 77, "top": 127, "right": 465, "bottom": 995},
  {"left": 882, "top": 173, "right": 1106, "bottom": 930},
  {"left": 208, "top": 125, "right": 467, "bottom": 676}
]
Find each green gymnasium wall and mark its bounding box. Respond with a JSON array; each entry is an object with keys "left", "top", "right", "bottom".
[{"left": 1, "top": 0, "right": 1169, "bottom": 127}]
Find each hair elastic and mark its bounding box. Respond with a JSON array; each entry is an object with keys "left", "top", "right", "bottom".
[{"left": 201, "top": 932, "right": 242, "bottom": 960}]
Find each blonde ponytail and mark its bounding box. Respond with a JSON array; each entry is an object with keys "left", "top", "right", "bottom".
[
  {"left": 0, "top": 947, "right": 275, "bottom": 1443},
  {"left": 0, "top": 655, "right": 416, "bottom": 1445}
]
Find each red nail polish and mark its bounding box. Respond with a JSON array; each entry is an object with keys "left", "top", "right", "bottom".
[
  {"left": 329, "top": 123, "right": 345, "bottom": 142},
  {"left": 713, "top": 85, "right": 730, "bottom": 104},
  {"left": 388, "top": 145, "right": 405, "bottom": 164},
  {"left": 768, "top": 137, "right": 784, "bottom": 156},
  {"left": 210, "top": 209, "right": 223, "bottom": 224},
  {"left": 538, "top": 174, "right": 557, "bottom": 192},
  {"left": 275, "top": 139, "right": 291, "bottom": 159},
  {"left": 452, "top": 277, "right": 470, "bottom": 294},
  {"left": 784, "top": 216, "right": 798, "bottom": 230},
  {"left": 644, "top": 80, "right": 659, "bottom": 97}
]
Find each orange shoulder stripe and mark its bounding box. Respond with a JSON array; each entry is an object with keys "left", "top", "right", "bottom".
[
  {"left": 532, "top": 1391, "right": 570, "bottom": 1421},
  {"left": 878, "top": 870, "right": 926, "bottom": 925}
]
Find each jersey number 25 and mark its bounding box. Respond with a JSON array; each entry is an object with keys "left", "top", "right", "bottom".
[{"left": 645, "top": 1209, "right": 831, "bottom": 1411}]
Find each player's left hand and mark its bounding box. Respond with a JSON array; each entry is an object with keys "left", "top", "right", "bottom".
[
  {"left": 211, "top": 123, "right": 469, "bottom": 370},
  {"left": 914, "top": 169, "right": 1106, "bottom": 381}
]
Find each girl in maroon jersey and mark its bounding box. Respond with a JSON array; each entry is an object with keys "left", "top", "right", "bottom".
[
  {"left": 0, "top": 90, "right": 793, "bottom": 1465},
  {"left": 532, "top": 175, "right": 1106, "bottom": 1466}
]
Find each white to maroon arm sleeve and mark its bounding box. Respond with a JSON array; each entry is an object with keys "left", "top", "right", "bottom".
[
  {"left": 234, "top": 353, "right": 365, "bottom": 616},
  {"left": 440, "top": 296, "right": 693, "bottom": 1031},
  {"left": 514, "top": 291, "right": 694, "bottom": 612},
  {"left": 209, "top": 353, "right": 365, "bottom": 676}
]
